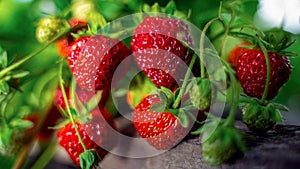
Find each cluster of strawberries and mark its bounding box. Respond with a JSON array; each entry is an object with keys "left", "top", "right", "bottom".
[
  {"left": 35, "top": 6, "right": 294, "bottom": 168},
  {"left": 35, "top": 14, "right": 208, "bottom": 167}
]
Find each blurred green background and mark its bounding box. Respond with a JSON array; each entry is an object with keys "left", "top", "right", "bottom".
[{"left": 1, "top": 0, "right": 299, "bottom": 124}]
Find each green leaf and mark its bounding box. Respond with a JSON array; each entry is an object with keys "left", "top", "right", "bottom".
[
  {"left": 190, "top": 126, "right": 203, "bottom": 135},
  {"left": 273, "top": 110, "right": 283, "bottom": 123},
  {"left": 85, "top": 90, "right": 102, "bottom": 112},
  {"left": 199, "top": 79, "right": 211, "bottom": 97},
  {"left": 0, "top": 127, "right": 13, "bottom": 148},
  {"left": 0, "top": 49, "right": 8, "bottom": 68},
  {"left": 0, "top": 81, "right": 9, "bottom": 95},
  {"left": 9, "top": 119, "right": 33, "bottom": 129},
  {"left": 273, "top": 103, "right": 289, "bottom": 111},
  {"left": 149, "top": 102, "right": 166, "bottom": 113},
  {"left": 79, "top": 150, "right": 97, "bottom": 169},
  {"left": 48, "top": 119, "right": 71, "bottom": 130},
  {"left": 165, "top": 1, "right": 176, "bottom": 15},
  {"left": 159, "top": 86, "right": 174, "bottom": 106},
  {"left": 69, "top": 108, "right": 77, "bottom": 116},
  {"left": 53, "top": 0, "right": 71, "bottom": 12},
  {"left": 11, "top": 70, "right": 29, "bottom": 78},
  {"left": 177, "top": 110, "right": 189, "bottom": 128},
  {"left": 181, "top": 105, "right": 196, "bottom": 111}
]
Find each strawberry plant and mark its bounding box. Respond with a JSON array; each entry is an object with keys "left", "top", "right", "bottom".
[{"left": 0, "top": 0, "right": 299, "bottom": 168}]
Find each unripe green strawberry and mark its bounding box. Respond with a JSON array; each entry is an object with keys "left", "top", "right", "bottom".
[
  {"left": 201, "top": 119, "right": 245, "bottom": 165},
  {"left": 188, "top": 78, "right": 211, "bottom": 111},
  {"left": 36, "top": 16, "right": 69, "bottom": 43},
  {"left": 71, "top": 0, "right": 95, "bottom": 20},
  {"left": 242, "top": 101, "right": 282, "bottom": 134}
]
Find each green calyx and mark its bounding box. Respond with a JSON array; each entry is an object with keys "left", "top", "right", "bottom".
[
  {"left": 241, "top": 99, "right": 284, "bottom": 134},
  {"left": 187, "top": 77, "right": 211, "bottom": 111},
  {"left": 142, "top": 1, "right": 190, "bottom": 19},
  {"left": 79, "top": 149, "right": 99, "bottom": 169},
  {"left": 35, "top": 16, "right": 69, "bottom": 43},
  {"left": 262, "top": 28, "right": 297, "bottom": 56},
  {"left": 201, "top": 116, "right": 246, "bottom": 166}
]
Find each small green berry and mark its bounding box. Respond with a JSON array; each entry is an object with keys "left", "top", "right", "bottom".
[{"left": 36, "top": 16, "right": 68, "bottom": 43}]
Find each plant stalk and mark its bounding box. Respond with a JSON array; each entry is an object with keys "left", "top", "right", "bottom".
[
  {"left": 58, "top": 61, "right": 87, "bottom": 152},
  {"left": 0, "top": 24, "right": 86, "bottom": 79},
  {"left": 173, "top": 54, "right": 197, "bottom": 109},
  {"left": 256, "top": 36, "right": 271, "bottom": 104}
]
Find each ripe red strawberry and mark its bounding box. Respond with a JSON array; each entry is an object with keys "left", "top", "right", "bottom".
[
  {"left": 57, "top": 108, "right": 117, "bottom": 167},
  {"left": 237, "top": 49, "right": 291, "bottom": 100},
  {"left": 55, "top": 18, "right": 88, "bottom": 57},
  {"left": 227, "top": 42, "right": 252, "bottom": 69},
  {"left": 131, "top": 16, "right": 197, "bottom": 90},
  {"left": 67, "top": 36, "right": 91, "bottom": 72},
  {"left": 72, "top": 35, "right": 131, "bottom": 91},
  {"left": 133, "top": 94, "right": 189, "bottom": 150}
]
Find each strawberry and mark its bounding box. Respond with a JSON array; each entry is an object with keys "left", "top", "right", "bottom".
[
  {"left": 131, "top": 16, "right": 197, "bottom": 90},
  {"left": 36, "top": 16, "right": 68, "bottom": 43},
  {"left": 57, "top": 108, "right": 117, "bottom": 167},
  {"left": 227, "top": 42, "right": 252, "bottom": 69},
  {"left": 72, "top": 35, "right": 131, "bottom": 91},
  {"left": 55, "top": 18, "right": 88, "bottom": 57},
  {"left": 241, "top": 101, "right": 284, "bottom": 134},
  {"left": 236, "top": 49, "right": 291, "bottom": 100},
  {"left": 201, "top": 118, "right": 245, "bottom": 166},
  {"left": 188, "top": 78, "right": 212, "bottom": 111},
  {"left": 67, "top": 36, "right": 91, "bottom": 72},
  {"left": 133, "top": 94, "right": 190, "bottom": 150}
]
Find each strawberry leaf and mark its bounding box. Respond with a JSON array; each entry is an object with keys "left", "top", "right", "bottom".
[
  {"left": 48, "top": 119, "right": 71, "bottom": 130},
  {"left": 0, "top": 127, "right": 13, "bottom": 148},
  {"left": 273, "top": 110, "right": 283, "bottom": 123},
  {"left": 11, "top": 70, "right": 29, "bottom": 79},
  {"left": 0, "top": 81, "right": 9, "bottom": 95},
  {"left": 0, "top": 49, "right": 8, "bottom": 69},
  {"left": 149, "top": 102, "right": 166, "bottom": 113},
  {"left": 177, "top": 110, "right": 189, "bottom": 128},
  {"left": 9, "top": 119, "right": 33, "bottom": 129},
  {"left": 190, "top": 126, "right": 203, "bottom": 135},
  {"left": 79, "top": 150, "right": 98, "bottom": 169},
  {"left": 159, "top": 86, "right": 174, "bottom": 106},
  {"left": 272, "top": 103, "right": 289, "bottom": 111},
  {"left": 165, "top": 1, "right": 176, "bottom": 15}
]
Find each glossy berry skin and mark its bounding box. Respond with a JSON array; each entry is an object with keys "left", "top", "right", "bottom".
[
  {"left": 227, "top": 42, "right": 252, "bottom": 69},
  {"left": 67, "top": 36, "right": 91, "bottom": 72},
  {"left": 73, "top": 35, "right": 131, "bottom": 91},
  {"left": 237, "top": 49, "right": 291, "bottom": 100},
  {"left": 131, "top": 16, "right": 196, "bottom": 90},
  {"left": 55, "top": 19, "right": 88, "bottom": 57},
  {"left": 57, "top": 109, "right": 117, "bottom": 167},
  {"left": 133, "top": 94, "right": 188, "bottom": 150}
]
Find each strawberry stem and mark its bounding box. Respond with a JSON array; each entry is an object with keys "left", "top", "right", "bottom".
[
  {"left": 0, "top": 25, "right": 86, "bottom": 79},
  {"left": 220, "top": 5, "right": 236, "bottom": 58},
  {"left": 173, "top": 54, "right": 197, "bottom": 109},
  {"left": 58, "top": 60, "right": 87, "bottom": 152},
  {"left": 221, "top": 59, "right": 239, "bottom": 126},
  {"left": 200, "top": 17, "right": 221, "bottom": 78},
  {"left": 256, "top": 35, "right": 271, "bottom": 103}
]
